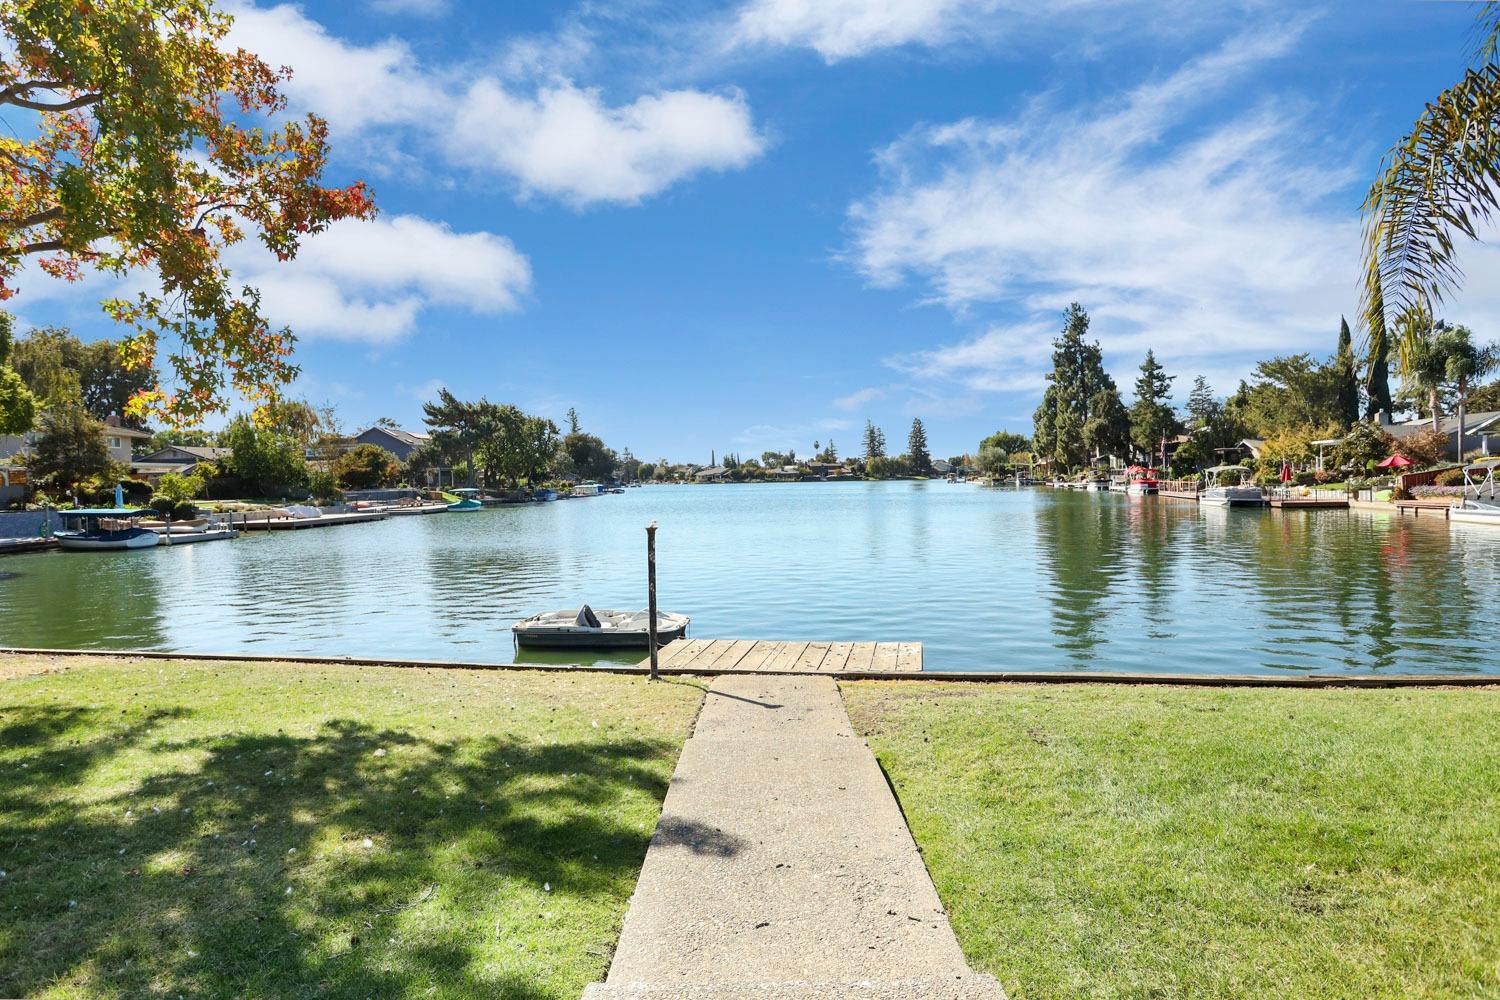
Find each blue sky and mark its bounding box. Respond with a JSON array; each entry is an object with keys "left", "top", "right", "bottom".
[{"left": 14, "top": 0, "right": 1500, "bottom": 461}]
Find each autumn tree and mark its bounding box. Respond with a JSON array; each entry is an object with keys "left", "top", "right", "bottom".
[{"left": 0, "top": 0, "right": 375, "bottom": 425}]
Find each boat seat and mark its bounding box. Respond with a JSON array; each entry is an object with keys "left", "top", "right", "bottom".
[{"left": 575, "top": 604, "right": 602, "bottom": 628}]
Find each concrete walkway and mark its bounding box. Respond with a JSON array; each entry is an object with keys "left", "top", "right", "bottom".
[{"left": 583, "top": 675, "right": 1005, "bottom": 1000}]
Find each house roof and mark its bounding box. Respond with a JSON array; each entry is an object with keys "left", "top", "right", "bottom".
[
  {"left": 358, "top": 426, "right": 429, "bottom": 448},
  {"left": 1387, "top": 411, "right": 1500, "bottom": 438},
  {"left": 695, "top": 465, "right": 729, "bottom": 478},
  {"left": 142, "top": 445, "right": 231, "bottom": 462}
]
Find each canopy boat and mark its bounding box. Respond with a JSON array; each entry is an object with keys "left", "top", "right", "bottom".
[
  {"left": 54, "top": 509, "right": 161, "bottom": 551},
  {"left": 1085, "top": 476, "right": 1110, "bottom": 492},
  {"left": 1126, "top": 467, "right": 1160, "bottom": 496},
  {"left": 446, "top": 488, "right": 484, "bottom": 511},
  {"left": 571, "top": 482, "right": 604, "bottom": 498},
  {"left": 1451, "top": 459, "right": 1500, "bottom": 526},
  {"left": 1199, "top": 465, "right": 1265, "bottom": 507},
  {"left": 512, "top": 604, "right": 690, "bottom": 649}
]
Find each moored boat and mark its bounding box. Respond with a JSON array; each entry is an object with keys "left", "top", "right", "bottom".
[
  {"left": 512, "top": 604, "right": 690, "bottom": 649},
  {"left": 54, "top": 509, "right": 161, "bottom": 551},
  {"left": 571, "top": 482, "right": 604, "bottom": 498},
  {"left": 1199, "top": 465, "right": 1265, "bottom": 507},
  {"left": 1451, "top": 459, "right": 1500, "bottom": 526},
  {"left": 534, "top": 488, "right": 558, "bottom": 502},
  {"left": 446, "top": 488, "right": 484, "bottom": 511}
]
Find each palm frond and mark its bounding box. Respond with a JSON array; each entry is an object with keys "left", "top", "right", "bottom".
[
  {"left": 1361, "top": 65, "right": 1500, "bottom": 375},
  {"left": 1474, "top": 4, "right": 1500, "bottom": 65}
]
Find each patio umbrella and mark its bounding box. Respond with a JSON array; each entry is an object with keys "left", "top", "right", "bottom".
[
  {"left": 1280, "top": 461, "right": 1293, "bottom": 483},
  {"left": 1376, "top": 454, "right": 1414, "bottom": 469}
]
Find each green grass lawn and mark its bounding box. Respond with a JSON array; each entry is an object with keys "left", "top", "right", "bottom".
[
  {"left": 0, "top": 655, "right": 703, "bottom": 999},
  {"left": 844, "top": 682, "right": 1500, "bottom": 1000}
]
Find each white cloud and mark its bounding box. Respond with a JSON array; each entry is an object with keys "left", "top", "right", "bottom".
[
  {"left": 833, "top": 386, "right": 885, "bottom": 410},
  {"left": 448, "top": 81, "right": 765, "bottom": 206},
  {"left": 226, "top": 3, "right": 446, "bottom": 135},
  {"left": 368, "top": 0, "right": 447, "bottom": 17},
  {"left": 228, "top": 2, "right": 766, "bottom": 206},
  {"left": 226, "top": 214, "right": 533, "bottom": 343},
  {"left": 728, "top": 0, "right": 1158, "bottom": 62},
  {"left": 849, "top": 25, "right": 1365, "bottom": 396},
  {"left": 733, "top": 0, "right": 995, "bottom": 61}
]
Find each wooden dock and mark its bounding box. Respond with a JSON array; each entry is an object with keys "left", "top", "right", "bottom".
[
  {"left": 1394, "top": 499, "right": 1458, "bottom": 519},
  {"left": 232, "top": 510, "right": 390, "bottom": 530},
  {"left": 1268, "top": 497, "right": 1348, "bottom": 509},
  {"left": 641, "top": 639, "right": 922, "bottom": 674}
]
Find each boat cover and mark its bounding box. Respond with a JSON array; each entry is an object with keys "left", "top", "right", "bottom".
[{"left": 575, "top": 604, "right": 602, "bottom": 628}]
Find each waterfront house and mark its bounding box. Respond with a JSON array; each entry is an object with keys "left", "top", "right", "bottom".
[
  {"left": 132, "top": 445, "right": 233, "bottom": 483},
  {"left": 768, "top": 465, "right": 802, "bottom": 481},
  {"left": 694, "top": 465, "right": 730, "bottom": 483},
  {"left": 931, "top": 459, "right": 954, "bottom": 475},
  {"left": 351, "top": 426, "right": 454, "bottom": 486},
  {"left": 1386, "top": 410, "right": 1498, "bottom": 457}
]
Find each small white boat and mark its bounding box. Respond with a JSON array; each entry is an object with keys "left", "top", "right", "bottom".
[
  {"left": 1451, "top": 459, "right": 1500, "bottom": 526},
  {"left": 571, "top": 482, "right": 604, "bottom": 498},
  {"left": 54, "top": 509, "right": 161, "bottom": 551},
  {"left": 1199, "top": 465, "right": 1265, "bottom": 507},
  {"left": 1126, "top": 478, "right": 1159, "bottom": 496},
  {"left": 512, "top": 604, "right": 690, "bottom": 649}
]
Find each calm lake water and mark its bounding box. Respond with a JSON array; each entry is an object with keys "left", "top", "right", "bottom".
[{"left": 2, "top": 483, "right": 1497, "bottom": 675}]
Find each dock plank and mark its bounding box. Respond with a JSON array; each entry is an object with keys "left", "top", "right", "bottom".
[
  {"left": 733, "top": 640, "right": 777, "bottom": 672},
  {"left": 821, "top": 642, "right": 854, "bottom": 673},
  {"left": 845, "top": 643, "right": 878, "bottom": 671},
  {"left": 794, "top": 641, "right": 831, "bottom": 672},
  {"left": 654, "top": 638, "right": 707, "bottom": 669},
  {"left": 762, "top": 641, "right": 809, "bottom": 673},
  {"left": 637, "top": 638, "right": 920, "bottom": 673},
  {"left": 894, "top": 642, "right": 923, "bottom": 673},
  {"left": 711, "top": 639, "right": 759, "bottom": 670}
]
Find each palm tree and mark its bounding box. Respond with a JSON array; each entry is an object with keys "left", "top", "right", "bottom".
[
  {"left": 1398, "top": 308, "right": 1449, "bottom": 433},
  {"left": 1362, "top": 8, "right": 1500, "bottom": 382},
  {"left": 1442, "top": 325, "right": 1500, "bottom": 460}
]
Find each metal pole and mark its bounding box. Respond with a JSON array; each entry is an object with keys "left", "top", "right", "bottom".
[{"left": 646, "top": 520, "right": 659, "bottom": 681}]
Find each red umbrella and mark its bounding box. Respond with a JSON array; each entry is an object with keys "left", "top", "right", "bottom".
[
  {"left": 1376, "top": 453, "right": 1414, "bottom": 469},
  {"left": 1280, "top": 461, "right": 1293, "bottom": 483}
]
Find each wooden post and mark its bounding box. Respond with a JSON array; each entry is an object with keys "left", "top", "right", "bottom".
[
  {"left": 646, "top": 520, "right": 659, "bottom": 681},
  {"left": 164, "top": 512, "right": 172, "bottom": 545}
]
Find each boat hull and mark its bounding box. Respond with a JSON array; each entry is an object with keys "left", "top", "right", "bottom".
[
  {"left": 1451, "top": 502, "right": 1500, "bottom": 526},
  {"left": 512, "top": 608, "right": 690, "bottom": 649},
  {"left": 56, "top": 528, "right": 160, "bottom": 551},
  {"left": 446, "top": 499, "right": 484, "bottom": 511},
  {"left": 513, "top": 623, "right": 690, "bottom": 649}
]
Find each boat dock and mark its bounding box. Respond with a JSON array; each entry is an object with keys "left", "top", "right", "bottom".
[
  {"left": 1268, "top": 496, "right": 1349, "bottom": 509},
  {"left": 1394, "top": 499, "right": 1460, "bottom": 519},
  {"left": 231, "top": 510, "right": 390, "bottom": 531},
  {"left": 641, "top": 638, "right": 923, "bottom": 673},
  {"left": 0, "top": 537, "right": 57, "bottom": 556}
]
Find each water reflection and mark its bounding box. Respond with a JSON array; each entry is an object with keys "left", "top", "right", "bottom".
[{"left": 1, "top": 484, "right": 1496, "bottom": 675}]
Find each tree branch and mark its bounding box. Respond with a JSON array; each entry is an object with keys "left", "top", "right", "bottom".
[
  {"left": 3, "top": 91, "right": 103, "bottom": 112},
  {"left": 0, "top": 205, "right": 63, "bottom": 231}
]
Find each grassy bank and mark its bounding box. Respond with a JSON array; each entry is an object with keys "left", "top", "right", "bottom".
[
  {"left": 844, "top": 682, "right": 1500, "bottom": 1000},
  {"left": 0, "top": 654, "right": 702, "bottom": 999}
]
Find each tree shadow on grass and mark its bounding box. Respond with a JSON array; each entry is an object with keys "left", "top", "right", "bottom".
[{"left": 0, "top": 702, "right": 680, "bottom": 999}]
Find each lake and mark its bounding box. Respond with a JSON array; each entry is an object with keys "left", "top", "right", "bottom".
[{"left": 2, "top": 483, "right": 1496, "bottom": 675}]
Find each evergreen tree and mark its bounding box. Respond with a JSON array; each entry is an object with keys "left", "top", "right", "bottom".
[
  {"left": 862, "top": 419, "right": 886, "bottom": 459},
  {"left": 1365, "top": 321, "right": 1393, "bottom": 420},
  {"left": 566, "top": 407, "right": 581, "bottom": 435},
  {"left": 1129, "top": 350, "right": 1179, "bottom": 462},
  {"left": 906, "top": 418, "right": 931, "bottom": 474},
  {"left": 1186, "top": 375, "right": 1217, "bottom": 428},
  {"left": 29, "top": 397, "right": 116, "bottom": 493},
  {"left": 1084, "top": 388, "right": 1131, "bottom": 460},
  {"left": 1335, "top": 316, "right": 1361, "bottom": 426},
  {"left": 1032, "top": 303, "right": 1115, "bottom": 470}
]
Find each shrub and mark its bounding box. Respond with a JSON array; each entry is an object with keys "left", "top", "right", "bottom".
[
  {"left": 149, "top": 494, "right": 196, "bottom": 520},
  {"left": 1293, "top": 470, "right": 1317, "bottom": 486},
  {"left": 1399, "top": 427, "right": 1449, "bottom": 469},
  {"left": 333, "top": 444, "right": 400, "bottom": 489},
  {"left": 308, "top": 469, "right": 343, "bottom": 503},
  {"left": 1434, "top": 468, "right": 1467, "bottom": 487}
]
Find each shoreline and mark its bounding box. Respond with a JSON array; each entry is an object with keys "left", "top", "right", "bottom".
[{"left": 4, "top": 646, "right": 1495, "bottom": 689}]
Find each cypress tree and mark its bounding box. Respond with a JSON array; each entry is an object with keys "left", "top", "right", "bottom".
[
  {"left": 907, "top": 418, "right": 931, "bottom": 474},
  {"left": 1336, "top": 316, "right": 1361, "bottom": 426}
]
